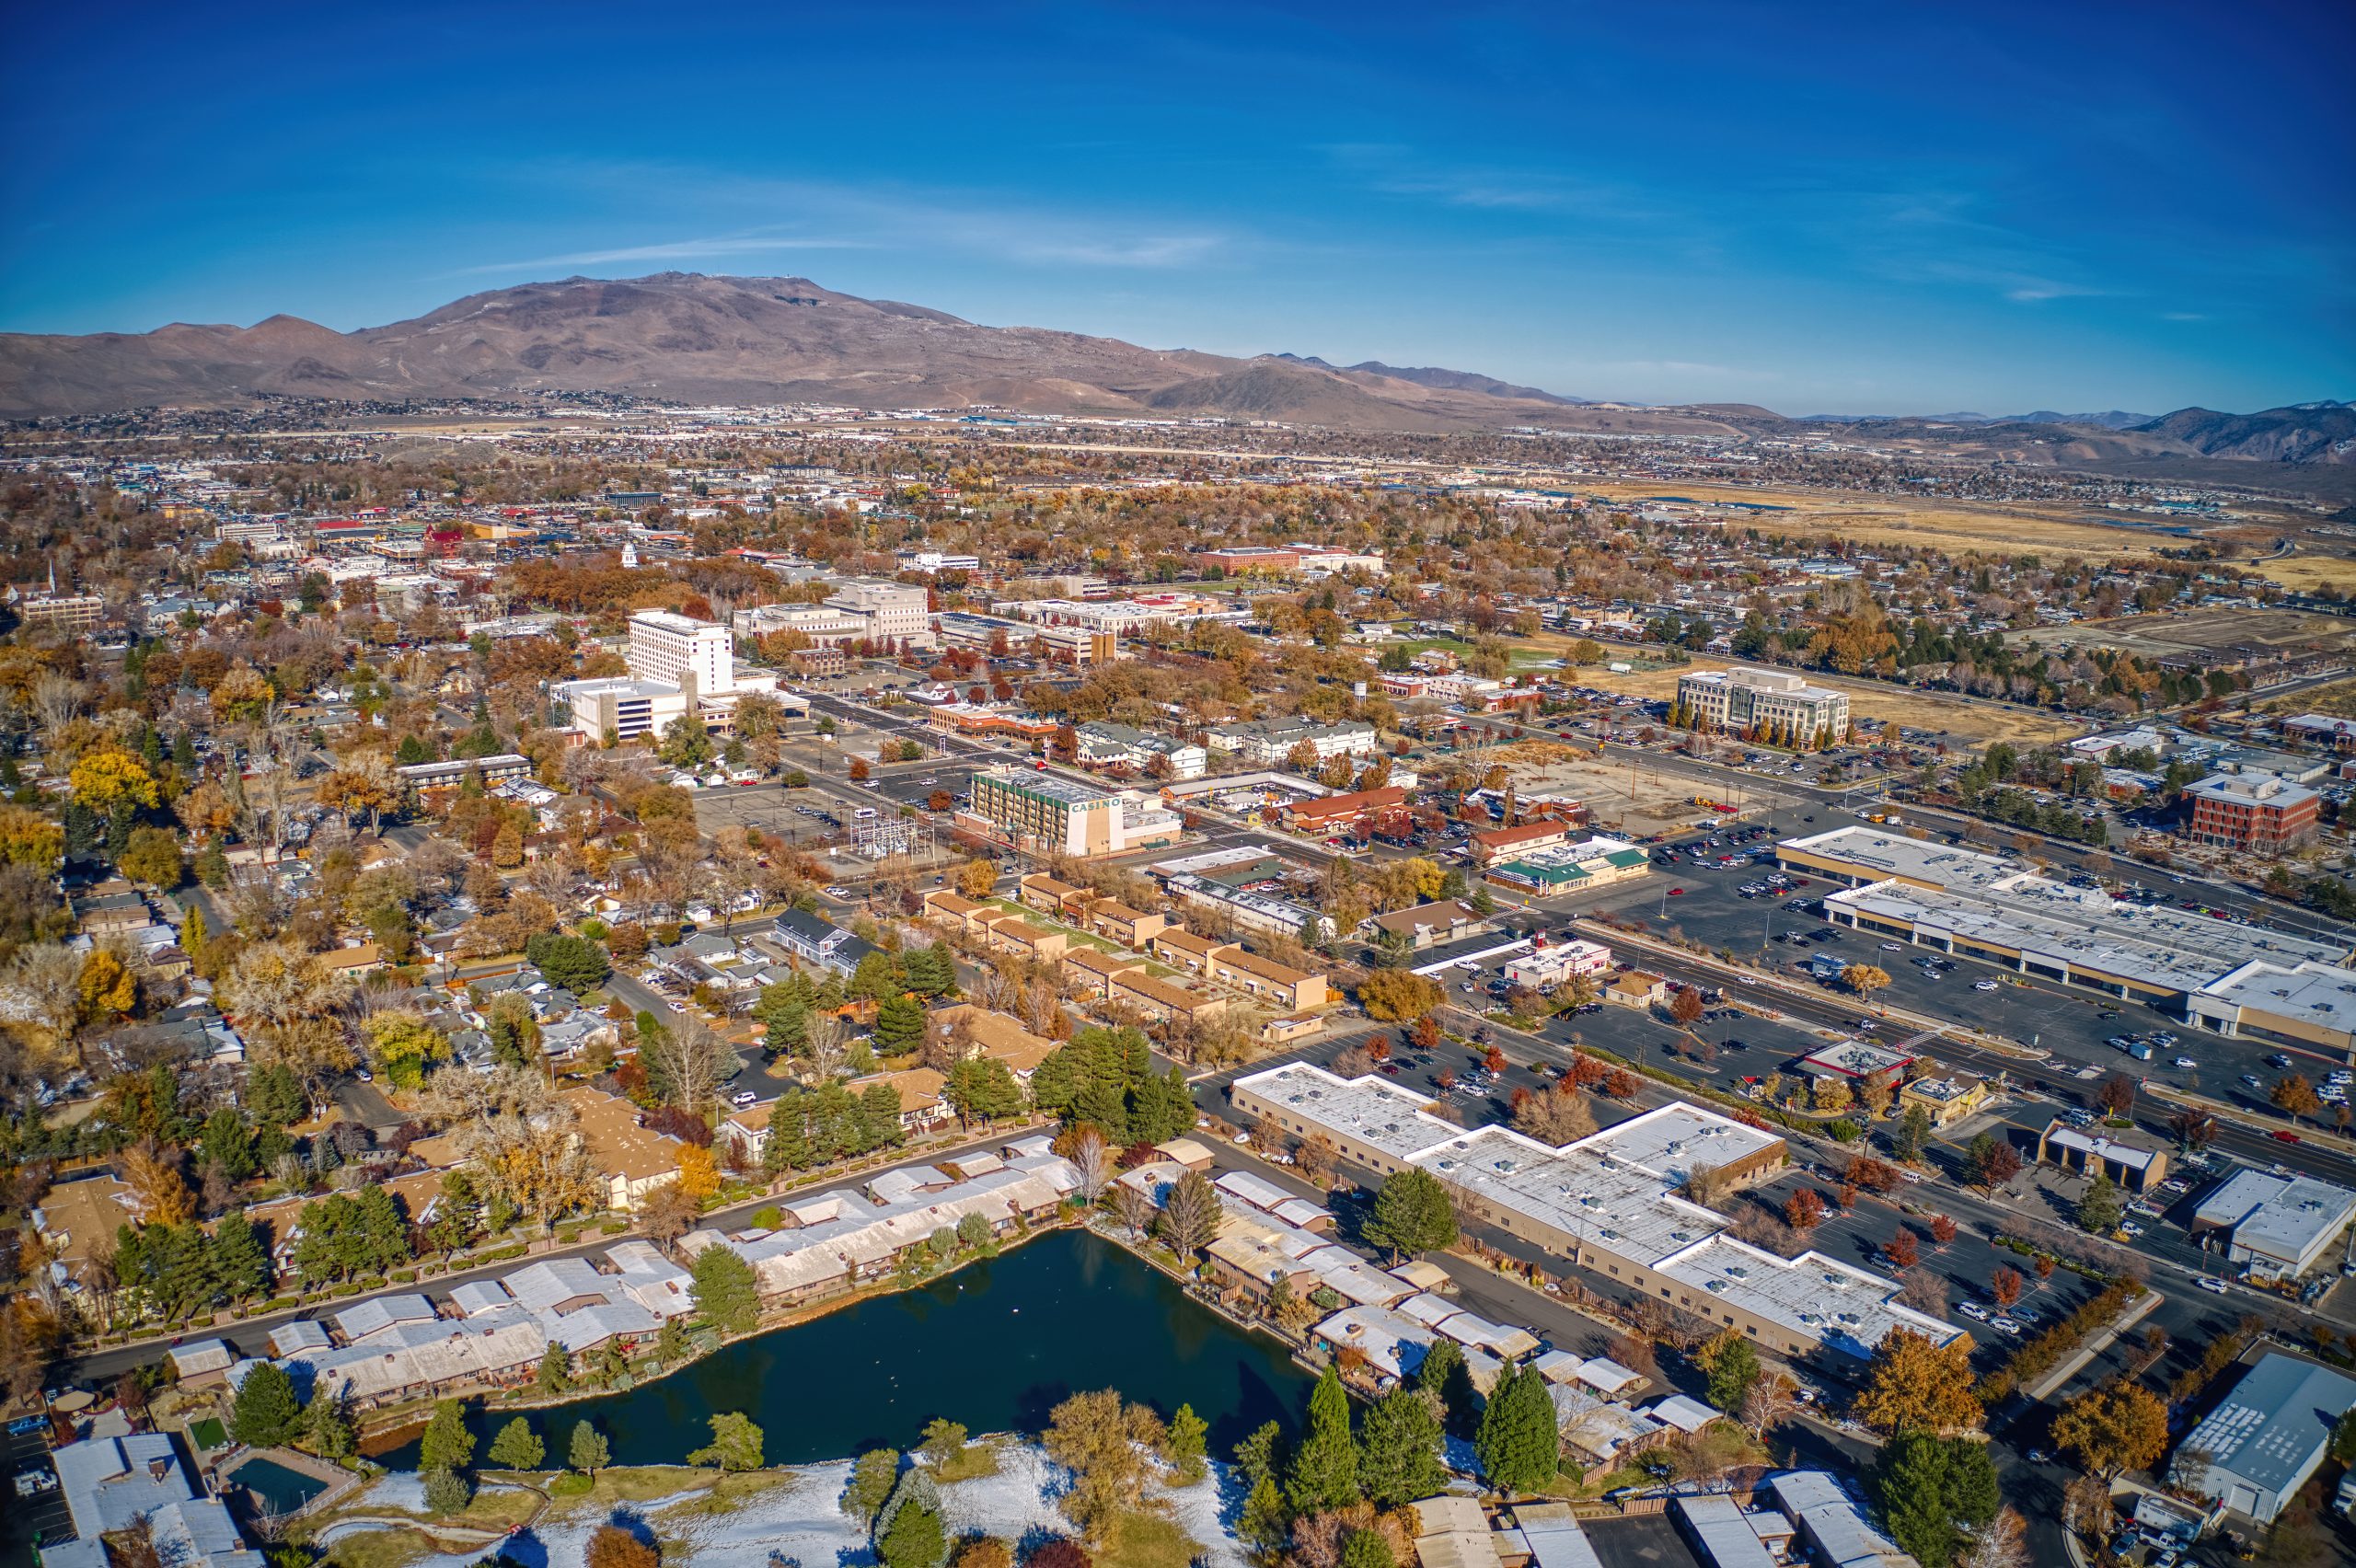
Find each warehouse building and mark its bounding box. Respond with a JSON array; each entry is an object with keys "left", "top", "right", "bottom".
[
  {"left": 2170, "top": 1354, "right": 2356, "bottom": 1524},
  {"left": 2187, "top": 958, "right": 2356, "bottom": 1060}
]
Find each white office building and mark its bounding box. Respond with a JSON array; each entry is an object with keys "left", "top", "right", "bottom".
[
  {"left": 1676, "top": 665, "right": 1850, "bottom": 741},
  {"left": 2191, "top": 1169, "right": 2356, "bottom": 1279},
  {"left": 556, "top": 610, "right": 780, "bottom": 742}
]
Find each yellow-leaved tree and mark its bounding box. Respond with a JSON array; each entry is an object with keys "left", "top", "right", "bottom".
[{"left": 1852, "top": 1327, "right": 1983, "bottom": 1436}]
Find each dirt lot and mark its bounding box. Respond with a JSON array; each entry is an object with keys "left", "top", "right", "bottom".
[
  {"left": 2265, "top": 675, "right": 2356, "bottom": 719},
  {"left": 1488, "top": 747, "right": 1739, "bottom": 837},
  {"left": 1540, "top": 643, "right": 2081, "bottom": 749}
]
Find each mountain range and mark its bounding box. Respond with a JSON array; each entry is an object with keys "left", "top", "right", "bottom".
[{"left": 0, "top": 272, "right": 2346, "bottom": 470}]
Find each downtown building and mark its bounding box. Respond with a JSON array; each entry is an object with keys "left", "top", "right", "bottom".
[{"left": 554, "top": 609, "right": 789, "bottom": 742}]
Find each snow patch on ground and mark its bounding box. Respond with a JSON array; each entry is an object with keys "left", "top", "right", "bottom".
[{"left": 323, "top": 1441, "right": 1247, "bottom": 1568}]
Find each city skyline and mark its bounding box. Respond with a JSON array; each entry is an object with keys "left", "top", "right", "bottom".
[{"left": 1, "top": 0, "right": 2350, "bottom": 414}]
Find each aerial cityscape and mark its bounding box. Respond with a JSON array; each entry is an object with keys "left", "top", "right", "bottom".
[{"left": 0, "top": 5, "right": 2352, "bottom": 1568}]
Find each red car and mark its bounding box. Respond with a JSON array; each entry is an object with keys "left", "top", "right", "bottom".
[
  {"left": 2271, "top": 1130, "right": 2302, "bottom": 1144},
  {"left": 1668, "top": 887, "right": 1685, "bottom": 896}
]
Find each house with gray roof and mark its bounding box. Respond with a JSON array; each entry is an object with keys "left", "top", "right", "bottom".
[{"left": 46, "top": 1433, "right": 262, "bottom": 1568}]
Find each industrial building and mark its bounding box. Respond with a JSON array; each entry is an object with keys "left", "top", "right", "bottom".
[
  {"left": 2170, "top": 1354, "right": 2356, "bottom": 1523},
  {"left": 2190, "top": 1169, "right": 2356, "bottom": 1279}
]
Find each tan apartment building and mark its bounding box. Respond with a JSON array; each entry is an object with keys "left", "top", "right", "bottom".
[
  {"left": 1109, "top": 970, "right": 1230, "bottom": 1025},
  {"left": 1060, "top": 946, "right": 1146, "bottom": 998},
  {"left": 1207, "top": 944, "right": 1330, "bottom": 1011}
]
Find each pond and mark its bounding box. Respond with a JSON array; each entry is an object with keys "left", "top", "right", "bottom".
[
  {"left": 377, "top": 1228, "right": 1317, "bottom": 1469},
  {"left": 225, "top": 1456, "right": 329, "bottom": 1516}
]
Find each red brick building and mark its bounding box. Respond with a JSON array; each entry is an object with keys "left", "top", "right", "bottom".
[{"left": 2186, "top": 771, "right": 2320, "bottom": 853}]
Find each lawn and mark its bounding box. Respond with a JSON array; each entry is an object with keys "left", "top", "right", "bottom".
[
  {"left": 650, "top": 1468, "right": 800, "bottom": 1521},
  {"left": 981, "top": 898, "right": 1179, "bottom": 975},
  {"left": 1099, "top": 1509, "right": 1206, "bottom": 1568},
  {"left": 932, "top": 1436, "right": 1004, "bottom": 1484}
]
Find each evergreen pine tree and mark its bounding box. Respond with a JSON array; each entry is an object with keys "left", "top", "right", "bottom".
[
  {"left": 1358, "top": 1388, "right": 1446, "bottom": 1508},
  {"left": 1285, "top": 1365, "right": 1360, "bottom": 1513},
  {"left": 487, "top": 1416, "right": 545, "bottom": 1470},
  {"left": 1475, "top": 1366, "right": 1558, "bottom": 1496},
  {"left": 231, "top": 1361, "right": 304, "bottom": 1447}
]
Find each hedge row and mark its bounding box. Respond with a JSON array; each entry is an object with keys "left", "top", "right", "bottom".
[{"left": 1978, "top": 1279, "right": 2143, "bottom": 1401}]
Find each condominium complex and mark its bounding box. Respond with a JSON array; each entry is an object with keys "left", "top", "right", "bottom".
[
  {"left": 1205, "top": 716, "right": 1379, "bottom": 765},
  {"left": 1229, "top": 1064, "right": 1956, "bottom": 1367},
  {"left": 959, "top": 766, "right": 1184, "bottom": 858},
  {"left": 1675, "top": 665, "right": 1850, "bottom": 741}
]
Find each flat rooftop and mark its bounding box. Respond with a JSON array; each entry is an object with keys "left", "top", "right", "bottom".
[
  {"left": 1828, "top": 876, "right": 2345, "bottom": 996},
  {"left": 2197, "top": 958, "right": 2356, "bottom": 1032},
  {"left": 976, "top": 767, "right": 1113, "bottom": 806},
  {"left": 2195, "top": 1169, "right": 2356, "bottom": 1265},
  {"left": 1653, "top": 1235, "right": 1960, "bottom": 1359}
]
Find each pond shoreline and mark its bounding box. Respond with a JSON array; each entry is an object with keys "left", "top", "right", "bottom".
[
  {"left": 364, "top": 1227, "right": 1317, "bottom": 1470},
  {"left": 354, "top": 1216, "right": 1075, "bottom": 1454}
]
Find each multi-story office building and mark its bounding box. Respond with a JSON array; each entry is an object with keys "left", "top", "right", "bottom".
[
  {"left": 626, "top": 610, "right": 734, "bottom": 696},
  {"left": 961, "top": 767, "right": 1181, "bottom": 858},
  {"left": 558, "top": 610, "right": 781, "bottom": 742},
  {"left": 1675, "top": 665, "right": 1850, "bottom": 742},
  {"left": 2186, "top": 771, "right": 2320, "bottom": 852},
  {"left": 825, "top": 579, "right": 931, "bottom": 646},
  {"left": 15, "top": 594, "right": 105, "bottom": 631}
]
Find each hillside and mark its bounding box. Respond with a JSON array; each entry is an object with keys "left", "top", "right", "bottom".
[
  {"left": 0, "top": 272, "right": 1588, "bottom": 431},
  {"left": 0, "top": 274, "right": 2344, "bottom": 470}
]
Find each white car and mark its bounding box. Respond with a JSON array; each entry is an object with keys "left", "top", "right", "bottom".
[
  {"left": 2196, "top": 1276, "right": 2229, "bottom": 1294},
  {"left": 1879, "top": 941, "right": 1903, "bottom": 952},
  {"left": 1974, "top": 979, "right": 2000, "bottom": 991},
  {"left": 1989, "top": 1315, "right": 2023, "bottom": 1335},
  {"left": 1957, "top": 1303, "right": 1990, "bottom": 1321},
  {"left": 2119, "top": 1221, "right": 2145, "bottom": 1238},
  {"left": 2173, "top": 1057, "right": 2198, "bottom": 1069},
  {"left": 730, "top": 1090, "right": 758, "bottom": 1107}
]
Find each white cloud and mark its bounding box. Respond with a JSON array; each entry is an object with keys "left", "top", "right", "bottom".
[{"left": 449, "top": 235, "right": 874, "bottom": 277}]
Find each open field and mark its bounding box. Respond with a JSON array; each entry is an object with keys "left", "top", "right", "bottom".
[
  {"left": 2265, "top": 676, "right": 2356, "bottom": 719},
  {"left": 1518, "top": 635, "right": 2083, "bottom": 748},
  {"left": 1576, "top": 480, "right": 2165, "bottom": 559},
  {"left": 2247, "top": 552, "right": 2356, "bottom": 594},
  {"left": 2013, "top": 606, "right": 2356, "bottom": 662}
]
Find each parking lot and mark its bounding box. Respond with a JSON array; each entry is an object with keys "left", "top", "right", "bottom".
[{"left": 4, "top": 1416, "right": 72, "bottom": 1557}]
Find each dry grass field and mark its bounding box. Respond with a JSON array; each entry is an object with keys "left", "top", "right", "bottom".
[
  {"left": 1576, "top": 480, "right": 2154, "bottom": 559},
  {"left": 1527, "top": 635, "right": 2081, "bottom": 748},
  {"left": 2264, "top": 676, "right": 2356, "bottom": 719},
  {"left": 2014, "top": 607, "right": 2356, "bottom": 663}
]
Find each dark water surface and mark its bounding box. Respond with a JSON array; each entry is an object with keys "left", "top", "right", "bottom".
[{"left": 377, "top": 1228, "right": 1315, "bottom": 1468}]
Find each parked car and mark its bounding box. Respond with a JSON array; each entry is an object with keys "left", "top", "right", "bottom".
[
  {"left": 2196, "top": 1276, "right": 2229, "bottom": 1294},
  {"left": 1974, "top": 979, "right": 1999, "bottom": 991}
]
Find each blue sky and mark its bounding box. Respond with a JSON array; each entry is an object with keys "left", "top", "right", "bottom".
[{"left": 3, "top": 1, "right": 2349, "bottom": 414}]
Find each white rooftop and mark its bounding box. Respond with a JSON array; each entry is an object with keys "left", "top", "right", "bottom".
[{"left": 2195, "top": 1169, "right": 2356, "bottom": 1270}]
